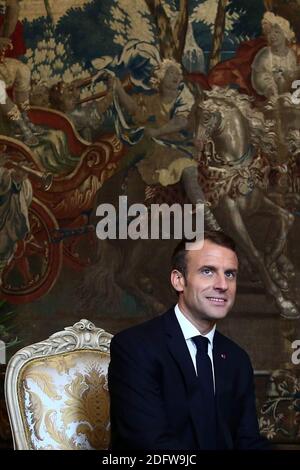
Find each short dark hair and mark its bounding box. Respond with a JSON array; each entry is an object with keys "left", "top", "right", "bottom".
[{"left": 171, "top": 231, "right": 236, "bottom": 279}]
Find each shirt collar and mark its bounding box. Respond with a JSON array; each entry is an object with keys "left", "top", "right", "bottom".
[{"left": 175, "top": 303, "right": 216, "bottom": 347}]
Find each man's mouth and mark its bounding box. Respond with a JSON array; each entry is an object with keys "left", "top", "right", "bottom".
[{"left": 206, "top": 297, "right": 227, "bottom": 305}]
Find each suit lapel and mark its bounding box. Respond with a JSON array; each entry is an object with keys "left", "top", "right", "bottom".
[
  {"left": 213, "top": 331, "right": 227, "bottom": 397},
  {"left": 163, "top": 309, "right": 210, "bottom": 448},
  {"left": 163, "top": 309, "right": 196, "bottom": 389},
  {"left": 213, "top": 331, "right": 234, "bottom": 449}
]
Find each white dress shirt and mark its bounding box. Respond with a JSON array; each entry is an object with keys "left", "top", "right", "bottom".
[{"left": 174, "top": 303, "right": 216, "bottom": 390}]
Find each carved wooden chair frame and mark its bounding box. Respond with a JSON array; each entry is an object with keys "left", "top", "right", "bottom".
[{"left": 4, "top": 319, "right": 112, "bottom": 449}]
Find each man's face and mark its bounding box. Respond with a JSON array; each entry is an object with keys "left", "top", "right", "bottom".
[
  {"left": 61, "top": 83, "right": 77, "bottom": 111},
  {"left": 172, "top": 240, "right": 238, "bottom": 324},
  {"left": 268, "top": 24, "right": 286, "bottom": 48},
  {"left": 162, "top": 65, "right": 182, "bottom": 90}
]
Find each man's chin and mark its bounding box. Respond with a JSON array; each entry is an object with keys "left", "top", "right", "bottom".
[{"left": 205, "top": 306, "right": 231, "bottom": 320}]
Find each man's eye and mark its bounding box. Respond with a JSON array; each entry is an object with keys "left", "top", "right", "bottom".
[
  {"left": 225, "top": 271, "right": 236, "bottom": 279},
  {"left": 201, "top": 268, "right": 212, "bottom": 275}
]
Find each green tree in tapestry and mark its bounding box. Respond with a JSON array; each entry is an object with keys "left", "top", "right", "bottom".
[
  {"left": 227, "top": 0, "right": 266, "bottom": 39},
  {"left": 56, "top": 0, "right": 156, "bottom": 66}
]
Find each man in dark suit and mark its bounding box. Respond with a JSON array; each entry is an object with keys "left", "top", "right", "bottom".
[{"left": 108, "top": 231, "right": 269, "bottom": 450}]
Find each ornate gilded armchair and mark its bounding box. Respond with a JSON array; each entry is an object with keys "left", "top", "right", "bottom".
[{"left": 4, "top": 319, "right": 112, "bottom": 450}]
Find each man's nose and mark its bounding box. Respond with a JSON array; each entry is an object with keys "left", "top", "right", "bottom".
[{"left": 213, "top": 273, "right": 228, "bottom": 291}]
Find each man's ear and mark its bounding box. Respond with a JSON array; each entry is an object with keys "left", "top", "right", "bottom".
[{"left": 170, "top": 269, "right": 185, "bottom": 293}]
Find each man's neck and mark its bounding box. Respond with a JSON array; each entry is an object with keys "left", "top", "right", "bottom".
[
  {"left": 160, "top": 86, "right": 178, "bottom": 102},
  {"left": 271, "top": 44, "right": 288, "bottom": 56},
  {"left": 177, "top": 302, "right": 216, "bottom": 335}
]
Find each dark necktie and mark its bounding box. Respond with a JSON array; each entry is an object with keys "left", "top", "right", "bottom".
[{"left": 192, "top": 335, "right": 217, "bottom": 449}]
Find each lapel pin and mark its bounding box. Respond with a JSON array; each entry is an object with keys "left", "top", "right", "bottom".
[{"left": 221, "top": 353, "right": 226, "bottom": 359}]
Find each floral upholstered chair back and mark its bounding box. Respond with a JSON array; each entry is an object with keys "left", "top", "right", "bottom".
[{"left": 5, "top": 319, "right": 112, "bottom": 450}]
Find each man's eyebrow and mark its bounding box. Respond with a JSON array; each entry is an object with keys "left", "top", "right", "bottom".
[
  {"left": 199, "top": 264, "right": 238, "bottom": 272},
  {"left": 198, "top": 265, "right": 216, "bottom": 271},
  {"left": 197, "top": 266, "right": 238, "bottom": 273}
]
